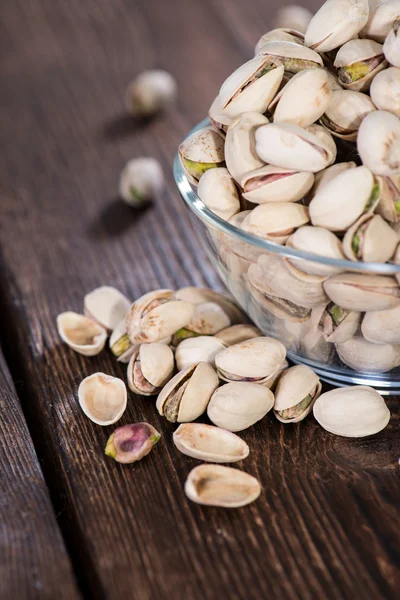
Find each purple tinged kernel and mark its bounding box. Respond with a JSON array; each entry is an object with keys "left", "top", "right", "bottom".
[{"left": 105, "top": 423, "right": 161, "bottom": 464}]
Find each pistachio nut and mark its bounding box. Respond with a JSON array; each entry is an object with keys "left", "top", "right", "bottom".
[
  {"left": 156, "top": 362, "right": 219, "bottom": 423},
  {"left": 357, "top": 110, "right": 400, "bottom": 176},
  {"left": 273, "top": 365, "right": 322, "bottom": 423},
  {"left": 301, "top": 322, "right": 335, "bottom": 361},
  {"left": 178, "top": 126, "right": 225, "bottom": 185},
  {"left": 241, "top": 165, "right": 314, "bottom": 204},
  {"left": 255, "top": 122, "right": 336, "bottom": 172},
  {"left": 197, "top": 167, "right": 241, "bottom": 221},
  {"left": 219, "top": 56, "right": 284, "bottom": 118},
  {"left": 175, "top": 336, "right": 226, "bottom": 371},
  {"left": 127, "top": 343, "right": 174, "bottom": 396},
  {"left": 286, "top": 226, "right": 346, "bottom": 276},
  {"left": 109, "top": 318, "right": 136, "bottom": 363},
  {"left": 124, "top": 70, "right": 177, "bottom": 117},
  {"left": 184, "top": 464, "right": 261, "bottom": 508},
  {"left": 241, "top": 201, "right": 310, "bottom": 244},
  {"left": 105, "top": 423, "right": 161, "bottom": 464},
  {"left": 126, "top": 289, "right": 194, "bottom": 344},
  {"left": 173, "top": 302, "right": 230, "bottom": 344},
  {"left": 214, "top": 336, "right": 286, "bottom": 384},
  {"left": 320, "top": 89, "right": 376, "bottom": 141},
  {"left": 362, "top": 304, "right": 400, "bottom": 344},
  {"left": 305, "top": 0, "right": 369, "bottom": 52},
  {"left": 270, "top": 68, "right": 332, "bottom": 128},
  {"left": 224, "top": 112, "right": 268, "bottom": 184},
  {"left": 84, "top": 286, "right": 131, "bottom": 333},
  {"left": 208, "top": 94, "right": 233, "bottom": 133},
  {"left": 78, "top": 373, "right": 127, "bottom": 426},
  {"left": 309, "top": 165, "right": 379, "bottom": 231},
  {"left": 360, "top": 0, "right": 400, "bottom": 42},
  {"left": 175, "top": 287, "right": 247, "bottom": 324},
  {"left": 383, "top": 19, "right": 400, "bottom": 66},
  {"left": 324, "top": 272, "right": 400, "bottom": 311},
  {"left": 342, "top": 213, "right": 399, "bottom": 262},
  {"left": 173, "top": 423, "right": 249, "bottom": 463},
  {"left": 214, "top": 324, "right": 262, "bottom": 346},
  {"left": 255, "top": 29, "right": 304, "bottom": 54},
  {"left": 218, "top": 244, "right": 255, "bottom": 282},
  {"left": 370, "top": 67, "right": 400, "bottom": 118},
  {"left": 313, "top": 386, "right": 390, "bottom": 437},
  {"left": 119, "top": 157, "right": 164, "bottom": 206},
  {"left": 307, "top": 124, "right": 338, "bottom": 159},
  {"left": 306, "top": 161, "right": 357, "bottom": 202},
  {"left": 311, "top": 302, "right": 361, "bottom": 343},
  {"left": 265, "top": 359, "right": 289, "bottom": 391},
  {"left": 57, "top": 312, "right": 107, "bottom": 356},
  {"left": 337, "top": 337, "right": 400, "bottom": 371},
  {"left": 207, "top": 382, "right": 275, "bottom": 431},
  {"left": 273, "top": 5, "right": 313, "bottom": 33},
  {"left": 258, "top": 40, "right": 323, "bottom": 72},
  {"left": 334, "top": 39, "right": 387, "bottom": 91}
]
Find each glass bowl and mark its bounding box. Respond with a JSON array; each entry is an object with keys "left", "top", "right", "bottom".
[{"left": 174, "top": 118, "right": 400, "bottom": 394}]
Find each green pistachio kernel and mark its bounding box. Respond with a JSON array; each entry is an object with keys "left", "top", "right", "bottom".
[
  {"left": 282, "top": 58, "right": 321, "bottom": 73},
  {"left": 255, "top": 64, "right": 276, "bottom": 79},
  {"left": 395, "top": 200, "right": 400, "bottom": 214},
  {"left": 339, "top": 62, "right": 370, "bottom": 83},
  {"left": 182, "top": 158, "right": 221, "bottom": 181},
  {"left": 172, "top": 328, "right": 200, "bottom": 346},
  {"left": 352, "top": 234, "right": 360, "bottom": 255},
  {"left": 111, "top": 334, "right": 131, "bottom": 358},
  {"left": 327, "top": 304, "right": 348, "bottom": 327},
  {"left": 129, "top": 187, "right": 143, "bottom": 204},
  {"left": 364, "top": 183, "right": 380, "bottom": 212},
  {"left": 277, "top": 394, "right": 313, "bottom": 421}
]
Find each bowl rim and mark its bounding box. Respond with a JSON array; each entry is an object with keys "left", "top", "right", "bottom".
[{"left": 174, "top": 117, "right": 400, "bottom": 275}]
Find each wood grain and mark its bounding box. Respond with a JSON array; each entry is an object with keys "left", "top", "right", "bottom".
[{"left": 0, "top": 0, "right": 399, "bottom": 598}]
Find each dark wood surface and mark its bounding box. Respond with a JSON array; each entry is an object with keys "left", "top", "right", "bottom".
[{"left": 0, "top": 0, "right": 399, "bottom": 598}]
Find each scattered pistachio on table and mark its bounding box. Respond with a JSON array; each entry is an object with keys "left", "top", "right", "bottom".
[
  {"left": 105, "top": 423, "right": 161, "bottom": 464},
  {"left": 119, "top": 157, "right": 164, "bottom": 206},
  {"left": 125, "top": 69, "right": 177, "bottom": 117}
]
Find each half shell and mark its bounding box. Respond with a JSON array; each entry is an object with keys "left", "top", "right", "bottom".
[
  {"left": 84, "top": 286, "right": 130, "bottom": 332},
  {"left": 78, "top": 373, "right": 127, "bottom": 426},
  {"left": 173, "top": 423, "right": 249, "bottom": 463},
  {"left": 208, "top": 382, "right": 275, "bottom": 431},
  {"left": 57, "top": 312, "right": 107, "bottom": 356}
]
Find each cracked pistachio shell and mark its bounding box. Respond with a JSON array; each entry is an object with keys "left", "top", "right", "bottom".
[
  {"left": 208, "top": 95, "right": 233, "bottom": 133},
  {"left": 175, "top": 336, "right": 226, "bottom": 371},
  {"left": 178, "top": 127, "right": 225, "bottom": 185},
  {"left": 78, "top": 373, "right": 127, "bottom": 426},
  {"left": 362, "top": 304, "right": 400, "bottom": 343},
  {"left": 215, "top": 336, "right": 286, "bottom": 384},
  {"left": 342, "top": 213, "right": 399, "bottom": 262},
  {"left": 57, "top": 312, "right": 107, "bottom": 356},
  {"left": 375, "top": 174, "right": 400, "bottom": 223},
  {"left": 384, "top": 20, "right": 400, "bottom": 67},
  {"left": 173, "top": 423, "right": 249, "bottom": 463},
  {"left": 241, "top": 164, "right": 314, "bottom": 204},
  {"left": 360, "top": 0, "right": 400, "bottom": 42},
  {"left": 357, "top": 110, "right": 400, "bottom": 176},
  {"left": 306, "top": 162, "right": 357, "bottom": 202},
  {"left": 105, "top": 423, "right": 161, "bottom": 464},
  {"left": 337, "top": 337, "right": 400, "bottom": 371},
  {"left": 224, "top": 112, "right": 268, "bottom": 184},
  {"left": 370, "top": 67, "right": 400, "bottom": 118},
  {"left": 255, "top": 29, "right": 304, "bottom": 54},
  {"left": 305, "top": 0, "right": 369, "bottom": 52},
  {"left": 256, "top": 122, "right": 336, "bottom": 172},
  {"left": 185, "top": 464, "right": 261, "bottom": 508},
  {"left": 313, "top": 386, "right": 390, "bottom": 437},
  {"left": 273, "top": 365, "right": 322, "bottom": 423},
  {"left": 271, "top": 68, "right": 332, "bottom": 128},
  {"left": 309, "top": 166, "right": 378, "bottom": 232},
  {"left": 320, "top": 89, "right": 376, "bottom": 140},
  {"left": 208, "top": 382, "right": 275, "bottom": 431},
  {"left": 84, "top": 286, "right": 131, "bottom": 333},
  {"left": 126, "top": 289, "right": 194, "bottom": 344},
  {"left": 156, "top": 363, "right": 219, "bottom": 423},
  {"left": 175, "top": 287, "right": 247, "bottom": 324},
  {"left": 219, "top": 57, "right": 284, "bottom": 118},
  {"left": 324, "top": 273, "right": 400, "bottom": 311},
  {"left": 311, "top": 303, "right": 361, "bottom": 343},
  {"left": 258, "top": 41, "right": 323, "bottom": 72},
  {"left": 241, "top": 202, "right": 310, "bottom": 244},
  {"left": 334, "top": 39, "right": 387, "bottom": 91},
  {"left": 215, "top": 324, "right": 262, "bottom": 346},
  {"left": 286, "top": 226, "right": 345, "bottom": 276},
  {"left": 273, "top": 5, "right": 313, "bottom": 33},
  {"left": 127, "top": 343, "right": 174, "bottom": 396},
  {"left": 198, "top": 167, "right": 240, "bottom": 221},
  {"left": 124, "top": 70, "right": 176, "bottom": 117}
]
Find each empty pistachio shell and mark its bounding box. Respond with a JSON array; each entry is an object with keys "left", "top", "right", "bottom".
[
  {"left": 105, "top": 423, "right": 161, "bottom": 464},
  {"left": 305, "top": 0, "right": 369, "bottom": 52},
  {"left": 175, "top": 287, "right": 247, "bottom": 324},
  {"left": 125, "top": 70, "right": 177, "bottom": 117},
  {"left": 178, "top": 127, "right": 225, "bottom": 185},
  {"left": 334, "top": 38, "right": 387, "bottom": 91},
  {"left": 357, "top": 110, "right": 400, "bottom": 176},
  {"left": 324, "top": 273, "right": 400, "bottom": 311},
  {"left": 342, "top": 213, "right": 399, "bottom": 262},
  {"left": 173, "top": 423, "right": 249, "bottom": 463},
  {"left": 362, "top": 305, "right": 400, "bottom": 344},
  {"left": 274, "top": 365, "right": 322, "bottom": 423},
  {"left": 255, "top": 28, "right": 304, "bottom": 54},
  {"left": 215, "top": 324, "right": 262, "bottom": 346},
  {"left": 311, "top": 303, "right": 361, "bottom": 343},
  {"left": 273, "top": 5, "right": 313, "bottom": 33},
  {"left": 197, "top": 167, "right": 240, "bottom": 221},
  {"left": 360, "top": 0, "right": 400, "bottom": 42},
  {"left": 208, "top": 95, "right": 233, "bottom": 133},
  {"left": 156, "top": 363, "right": 219, "bottom": 423},
  {"left": 84, "top": 286, "right": 131, "bottom": 333},
  {"left": 57, "top": 312, "right": 107, "bottom": 356},
  {"left": 109, "top": 318, "right": 135, "bottom": 363},
  {"left": 127, "top": 343, "right": 174, "bottom": 396},
  {"left": 78, "top": 373, "right": 127, "bottom": 426},
  {"left": 314, "top": 386, "right": 390, "bottom": 437},
  {"left": 119, "top": 157, "right": 164, "bottom": 206},
  {"left": 370, "top": 67, "right": 400, "bottom": 117},
  {"left": 320, "top": 89, "right": 376, "bottom": 141},
  {"left": 219, "top": 57, "right": 284, "bottom": 118},
  {"left": 256, "top": 122, "right": 336, "bottom": 172},
  {"left": 286, "top": 226, "right": 346, "bottom": 277},
  {"left": 185, "top": 464, "right": 261, "bottom": 508},
  {"left": 175, "top": 336, "right": 226, "bottom": 371},
  {"left": 126, "top": 289, "right": 194, "bottom": 344},
  {"left": 208, "top": 382, "right": 275, "bottom": 431},
  {"left": 241, "top": 165, "right": 314, "bottom": 204},
  {"left": 258, "top": 40, "right": 323, "bottom": 72},
  {"left": 224, "top": 112, "right": 268, "bottom": 184},
  {"left": 337, "top": 337, "right": 400, "bottom": 372},
  {"left": 241, "top": 202, "right": 310, "bottom": 244}
]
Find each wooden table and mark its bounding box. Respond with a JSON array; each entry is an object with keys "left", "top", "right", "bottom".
[{"left": 1, "top": 0, "right": 399, "bottom": 598}]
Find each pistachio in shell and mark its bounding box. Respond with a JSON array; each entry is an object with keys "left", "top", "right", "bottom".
[
  {"left": 383, "top": 19, "right": 400, "bottom": 67},
  {"left": 286, "top": 226, "right": 346, "bottom": 277},
  {"left": 241, "top": 201, "right": 310, "bottom": 244},
  {"left": 337, "top": 337, "right": 400, "bottom": 372},
  {"left": 342, "top": 213, "right": 399, "bottom": 262},
  {"left": 127, "top": 343, "right": 175, "bottom": 396},
  {"left": 197, "top": 167, "right": 240, "bottom": 221},
  {"left": 273, "top": 365, "right": 322, "bottom": 423},
  {"left": 84, "top": 286, "right": 131, "bottom": 333},
  {"left": 362, "top": 304, "right": 400, "bottom": 344},
  {"left": 208, "top": 94, "right": 233, "bottom": 133},
  {"left": 324, "top": 272, "right": 400, "bottom": 312},
  {"left": 173, "top": 423, "right": 249, "bottom": 463},
  {"left": 172, "top": 301, "right": 230, "bottom": 344},
  {"left": 241, "top": 165, "right": 314, "bottom": 204},
  {"left": 375, "top": 173, "right": 400, "bottom": 223},
  {"left": 255, "top": 29, "right": 304, "bottom": 54},
  {"left": 175, "top": 287, "right": 247, "bottom": 324},
  {"left": 57, "top": 312, "right": 107, "bottom": 356},
  {"left": 360, "top": 0, "right": 400, "bottom": 42},
  {"left": 178, "top": 126, "right": 225, "bottom": 185},
  {"left": 224, "top": 111, "right": 268, "bottom": 184},
  {"left": 311, "top": 302, "right": 361, "bottom": 343},
  {"left": 214, "top": 324, "right": 262, "bottom": 346},
  {"left": 258, "top": 40, "right": 323, "bottom": 73},
  {"left": 370, "top": 66, "right": 400, "bottom": 118},
  {"left": 306, "top": 162, "right": 357, "bottom": 203},
  {"left": 357, "top": 110, "right": 400, "bottom": 176},
  {"left": 334, "top": 38, "right": 387, "bottom": 91},
  {"left": 320, "top": 89, "right": 376, "bottom": 141},
  {"left": 175, "top": 336, "right": 226, "bottom": 371}
]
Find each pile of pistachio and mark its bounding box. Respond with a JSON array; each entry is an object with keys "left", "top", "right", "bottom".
[{"left": 57, "top": 285, "right": 391, "bottom": 508}]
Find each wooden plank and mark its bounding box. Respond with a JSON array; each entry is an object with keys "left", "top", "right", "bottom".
[
  {"left": 0, "top": 349, "right": 79, "bottom": 599},
  {"left": 0, "top": 0, "right": 399, "bottom": 598}
]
